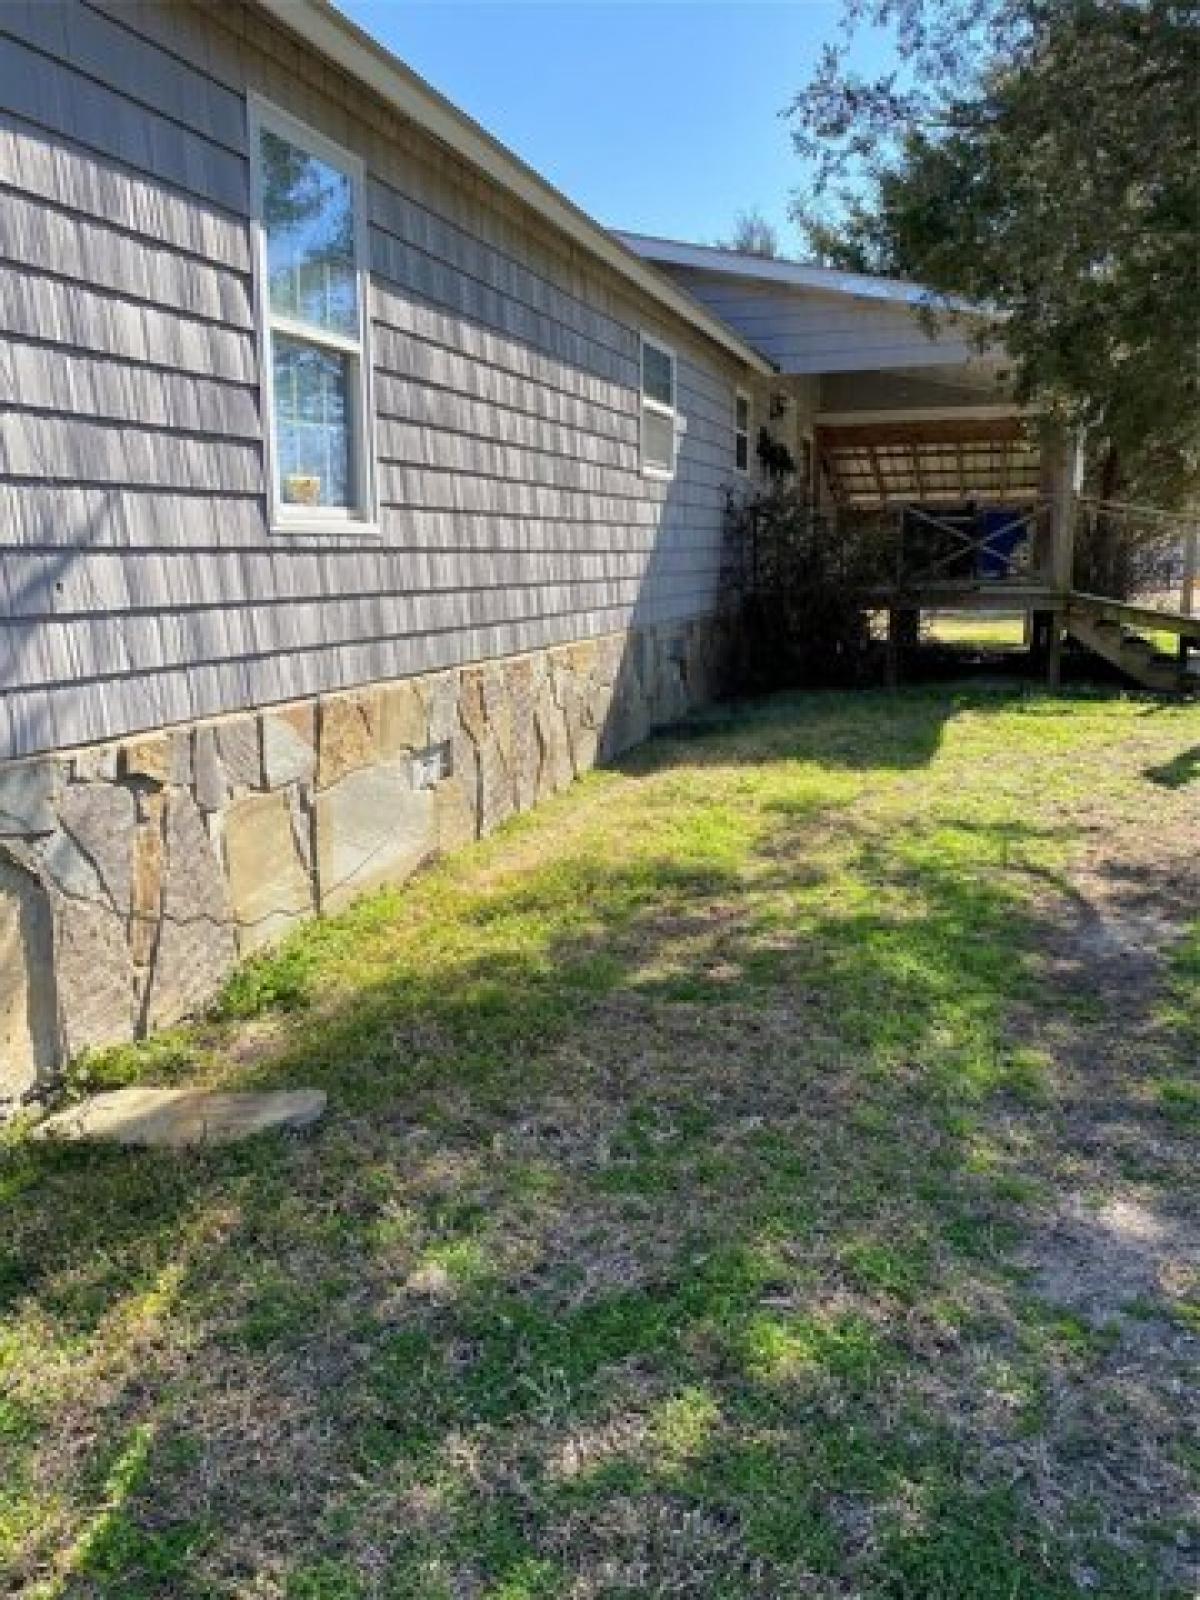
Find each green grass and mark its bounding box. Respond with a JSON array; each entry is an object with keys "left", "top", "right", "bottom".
[
  {"left": 3, "top": 686, "right": 1199, "bottom": 1598},
  {"left": 925, "top": 611, "right": 1028, "bottom": 649}
]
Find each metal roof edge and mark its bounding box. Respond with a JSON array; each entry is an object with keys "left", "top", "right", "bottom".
[{"left": 613, "top": 231, "right": 987, "bottom": 317}]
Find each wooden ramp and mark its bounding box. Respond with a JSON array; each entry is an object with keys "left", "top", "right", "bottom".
[{"left": 1065, "top": 593, "right": 1200, "bottom": 692}]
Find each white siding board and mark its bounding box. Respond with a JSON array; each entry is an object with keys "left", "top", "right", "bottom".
[
  {"left": 373, "top": 329, "right": 639, "bottom": 439},
  {"left": 3, "top": 584, "right": 721, "bottom": 755},
  {"left": 368, "top": 179, "right": 634, "bottom": 358},
  {"left": 0, "top": 484, "right": 267, "bottom": 547},
  {"left": 370, "top": 230, "right": 634, "bottom": 386},
  {"left": 83, "top": 1, "right": 236, "bottom": 85},
  {"left": 375, "top": 427, "right": 641, "bottom": 499},
  {"left": 0, "top": 485, "right": 703, "bottom": 554},
  {"left": 23, "top": 582, "right": 666, "bottom": 682},
  {"left": 376, "top": 469, "right": 662, "bottom": 524}
]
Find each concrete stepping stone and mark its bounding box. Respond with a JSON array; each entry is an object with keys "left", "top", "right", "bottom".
[{"left": 35, "top": 1087, "right": 326, "bottom": 1148}]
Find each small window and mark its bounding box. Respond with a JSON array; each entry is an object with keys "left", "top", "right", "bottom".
[
  {"left": 250, "top": 99, "right": 376, "bottom": 530},
  {"left": 640, "top": 334, "right": 677, "bottom": 478},
  {"left": 734, "top": 390, "right": 751, "bottom": 473}
]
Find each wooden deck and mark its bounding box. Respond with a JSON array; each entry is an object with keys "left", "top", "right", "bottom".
[
  {"left": 861, "top": 583, "right": 1199, "bottom": 633},
  {"left": 861, "top": 582, "right": 1198, "bottom": 692},
  {"left": 860, "top": 579, "right": 1065, "bottom": 613}
]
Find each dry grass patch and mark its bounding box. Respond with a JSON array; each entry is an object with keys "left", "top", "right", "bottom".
[{"left": 2, "top": 686, "right": 1198, "bottom": 1598}]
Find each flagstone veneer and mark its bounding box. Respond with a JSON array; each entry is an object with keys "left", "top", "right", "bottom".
[{"left": 0, "top": 618, "right": 732, "bottom": 1109}]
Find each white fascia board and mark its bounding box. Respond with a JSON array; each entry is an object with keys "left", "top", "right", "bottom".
[{"left": 250, "top": 0, "right": 775, "bottom": 376}]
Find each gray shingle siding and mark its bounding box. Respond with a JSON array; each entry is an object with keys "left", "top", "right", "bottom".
[{"left": 0, "top": 0, "right": 751, "bottom": 763}]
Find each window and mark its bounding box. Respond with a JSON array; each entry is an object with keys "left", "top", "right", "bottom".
[
  {"left": 249, "top": 99, "right": 376, "bottom": 530},
  {"left": 640, "top": 334, "right": 677, "bottom": 478},
  {"left": 734, "top": 390, "right": 751, "bottom": 473}
]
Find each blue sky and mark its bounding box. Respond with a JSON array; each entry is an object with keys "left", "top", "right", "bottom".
[{"left": 338, "top": 1, "right": 878, "bottom": 251}]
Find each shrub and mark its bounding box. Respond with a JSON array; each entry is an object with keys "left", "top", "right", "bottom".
[{"left": 724, "top": 483, "right": 891, "bottom": 689}]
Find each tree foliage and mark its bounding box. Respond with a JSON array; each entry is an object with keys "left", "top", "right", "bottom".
[
  {"left": 717, "top": 208, "right": 783, "bottom": 257},
  {"left": 788, "top": 0, "right": 1200, "bottom": 505}
]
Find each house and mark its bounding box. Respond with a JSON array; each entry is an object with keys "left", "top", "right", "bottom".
[{"left": 0, "top": 0, "right": 1100, "bottom": 1101}]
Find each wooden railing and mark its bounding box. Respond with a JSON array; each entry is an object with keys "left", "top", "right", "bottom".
[
  {"left": 889, "top": 501, "right": 1053, "bottom": 588},
  {"left": 728, "top": 497, "right": 1057, "bottom": 604},
  {"left": 1073, "top": 497, "right": 1198, "bottom": 617}
]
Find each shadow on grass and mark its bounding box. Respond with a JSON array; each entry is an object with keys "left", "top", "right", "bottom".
[
  {"left": 1145, "top": 744, "right": 1200, "bottom": 788},
  {"left": 646, "top": 682, "right": 1028, "bottom": 775},
  {"left": 2, "top": 688, "right": 1197, "bottom": 1597}
]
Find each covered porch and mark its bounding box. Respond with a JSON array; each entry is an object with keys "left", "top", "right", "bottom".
[
  {"left": 613, "top": 235, "right": 1197, "bottom": 693},
  {"left": 796, "top": 367, "right": 1083, "bottom": 684},
  {"left": 776, "top": 368, "right": 1199, "bottom": 689},
  {"left": 808, "top": 369, "right": 1077, "bottom": 610}
]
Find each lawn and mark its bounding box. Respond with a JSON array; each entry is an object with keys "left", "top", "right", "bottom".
[
  {"left": 924, "top": 612, "right": 1027, "bottom": 649},
  {"left": 2, "top": 686, "right": 1198, "bottom": 1599},
  {"left": 923, "top": 610, "right": 1192, "bottom": 664}
]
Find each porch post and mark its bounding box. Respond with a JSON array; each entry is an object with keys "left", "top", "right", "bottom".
[
  {"left": 1179, "top": 525, "right": 1197, "bottom": 670},
  {"left": 1030, "top": 608, "right": 1063, "bottom": 690},
  {"left": 1045, "top": 612, "right": 1063, "bottom": 690},
  {"left": 885, "top": 607, "right": 919, "bottom": 688},
  {"left": 1042, "top": 428, "right": 1083, "bottom": 595}
]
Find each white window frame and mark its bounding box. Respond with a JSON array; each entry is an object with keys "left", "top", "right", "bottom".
[
  {"left": 248, "top": 94, "right": 378, "bottom": 535},
  {"left": 734, "top": 388, "right": 752, "bottom": 475},
  {"left": 639, "top": 332, "right": 677, "bottom": 481}
]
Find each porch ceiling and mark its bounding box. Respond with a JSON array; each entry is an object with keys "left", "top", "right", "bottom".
[{"left": 815, "top": 416, "right": 1042, "bottom": 508}]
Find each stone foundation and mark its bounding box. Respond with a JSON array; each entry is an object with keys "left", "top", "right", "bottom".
[{"left": 0, "top": 618, "right": 731, "bottom": 1107}]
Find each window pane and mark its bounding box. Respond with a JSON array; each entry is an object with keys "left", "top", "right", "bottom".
[
  {"left": 736, "top": 394, "right": 750, "bottom": 431},
  {"left": 261, "top": 126, "right": 358, "bottom": 339},
  {"left": 273, "top": 335, "right": 353, "bottom": 509},
  {"left": 735, "top": 433, "right": 749, "bottom": 472},
  {"left": 642, "top": 343, "right": 674, "bottom": 408},
  {"left": 643, "top": 409, "right": 674, "bottom": 472}
]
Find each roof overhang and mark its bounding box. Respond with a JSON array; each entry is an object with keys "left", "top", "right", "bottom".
[
  {"left": 615, "top": 232, "right": 986, "bottom": 317},
  {"left": 249, "top": 0, "right": 774, "bottom": 376}
]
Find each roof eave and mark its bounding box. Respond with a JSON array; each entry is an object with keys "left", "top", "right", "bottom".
[
  {"left": 614, "top": 231, "right": 989, "bottom": 319},
  {"left": 249, "top": 0, "right": 775, "bottom": 376}
]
